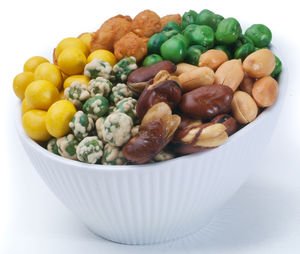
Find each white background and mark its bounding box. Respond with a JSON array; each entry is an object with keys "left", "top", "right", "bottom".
[{"left": 1, "top": 0, "right": 300, "bottom": 253}]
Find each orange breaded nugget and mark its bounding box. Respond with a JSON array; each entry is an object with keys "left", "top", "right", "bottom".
[
  {"left": 160, "top": 14, "right": 182, "bottom": 29},
  {"left": 114, "top": 32, "right": 148, "bottom": 62},
  {"left": 91, "top": 15, "right": 132, "bottom": 52},
  {"left": 131, "top": 10, "right": 161, "bottom": 38}
]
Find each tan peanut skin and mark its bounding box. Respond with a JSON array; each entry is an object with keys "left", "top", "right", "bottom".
[
  {"left": 178, "top": 66, "right": 214, "bottom": 92},
  {"left": 198, "top": 49, "right": 228, "bottom": 71},
  {"left": 243, "top": 49, "right": 276, "bottom": 78},
  {"left": 231, "top": 91, "right": 258, "bottom": 124},
  {"left": 214, "top": 59, "right": 244, "bottom": 92},
  {"left": 252, "top": 76, "right": 278, "bottom": 107},
  {"left": 239, "top": 74, "right": 255, "bottom": 96},
  {"left": 175, "top": 63, "right": 198, "bottom": 76}
]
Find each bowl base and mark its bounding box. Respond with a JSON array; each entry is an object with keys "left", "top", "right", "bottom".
[{"left": 85, "top": 214, "right": 214, "bottom": 245}]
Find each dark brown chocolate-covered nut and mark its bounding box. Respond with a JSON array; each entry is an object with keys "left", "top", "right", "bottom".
[
  {"left": 173, "top": 122, "right": 228, "bottom": 155},
  {"left": 136, "top": 79, "right": 182, "bottom": 120},
  {"left": 122, "top": 119, "right": 166, "bottom": 164},
  {"left": 123, "top": 102, "right": 181, "bottom": 164},
  {"left": 211, "top": 114, "right": 239, "bottom": 136},
  {"left": 127, "top": 60, "right": 176, "bottom": 94},
  {"left": 179, "top": 84, "right": 233, "bottom": 120}
]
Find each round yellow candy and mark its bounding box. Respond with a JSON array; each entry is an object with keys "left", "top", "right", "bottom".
[
  {"left": 22, "top": 110, "right": 52, "bottom": 141},
  {"left": 55, "top": 37, "right": 89, "bottom": 58},
  {"left": 21, "top": 98, "right": 34, "bottom": 115},
  {"left": 25, "top": 80, "right": 59, "bottom": 110},
  {"left": 13, "top": 72, "right": 35, "bottom": 100},
  {"left": 63, "top": 75, "right": 89, "bottom": 89},
  {"left": 23, "top": 56, "right": 49, "bottom": 73},
  {"left": 87, "top": 49, "right": 117, "bottom": 66},
  {"left": 34, "top": 62, "right": 63, "bottom": 90},
  {"left": 46, "top": 100, "right": 76, "bottom": 138},
  {"left": 57, "top": 47, "right": 86, "bottom": 76},
  {"left": 78, "top": 33, "right": 92, "bottom": 52}
]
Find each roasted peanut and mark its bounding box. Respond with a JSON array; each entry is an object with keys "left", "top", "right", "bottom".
[
  {"left": 243, "top": 49, "right": 276, "bottom": 78},
  {"left": 211, "top": 114, "right": 239, "bottom": 136},
  {"left": 252, "top": 76, "right": 278, "bottom": 107},
  {"left": 231, "top": 91, "right": 258, "bottom": 124},
  {"left": 127, "top": 60, "right": 176, "bottom": 94},
  {"left": 179, "top": 84, "right": 233, "bottom": 120},
  {"left": 239, "top": 74, "right": 255, "bottom": 96},
  {"left": 215, "top": 59, "right": 244, "bottom": 91},
  {"left": 173, "top": 122, "right": 228, "bottom": 155},
  {"left": 178, "top": 67, "right": 215, "bottom": 92},
  {"left": 198, "top": 49, "right": 228, "bottom": 70},
  {"left": 136, "top": 79, "right": 182, "bottom": 120},
  {"left": 175, "top": 63, "right": 198, "bottom": 76}
]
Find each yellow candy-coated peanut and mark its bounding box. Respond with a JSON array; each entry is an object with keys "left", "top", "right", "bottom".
[
  {"left": 25, "top": 80, "right": 59, "bottom": 110},
  {"left": 63, "top": 75, "right": 89, "bottom": 89},
  {"left": 21, "top": 98, "right": 34, "bottom": 115},
  {"left": 23, "top": 56, "right": 49, "bottom": 72},
  {"left": 78, "top": 33, "right": 92, "bottom": 52},
  {"left": 57, "top": 47, "right": 86, "bottom": 76},
  {"left": 55, "top": 37, "right": 89, "bottom": 58},
  {"left": 34, "top": 62, "right": 63, "bottom": 90},
  {"left": 22, "top": 110, "right": 52, "bottom": 141},
  {"left": 87, "top": 49, "right": 117, "bottom": 66},
  {"left": 13, "top": 72, "right": 34, "bottom": 99},
  {"left": 46, "top": 100, "right": 76, "bottom": 138}
]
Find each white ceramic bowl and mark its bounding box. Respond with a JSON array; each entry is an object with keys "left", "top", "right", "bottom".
[{"left": 16, "top": 49, "right": 286, "bottom": 245}]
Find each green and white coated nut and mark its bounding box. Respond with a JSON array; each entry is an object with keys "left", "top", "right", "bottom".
[
  {"left": 103, "top": 112, "right": 133, "bottom": 146},
  {"left": 64, "top": 81, "right": 90, "bottom": 108},
  {"left": 130, "top": 125, "right": 140, "bottom": 137},
  {"left": 76, "top": 136, "right": 103, "bottom": 164},
  {"left": 109, "top": 83, "right": 133, "bottom": 105},
  {"left": 95, "top": 116, "right": 106, "bottom": 140},
  {"left": 69, "top": 111, "right": 94, "bottom": 140},
  {"left": 101, "top": 143, "right": 127, "bottom": 165},
  {"left": 88, "top": 77, "right": 112, "bottom": 97},
  {"left": 84, "top": 59, "right": 112, "bottom": 79},
  {"left": 154, "top": 150, "right": 175, "bottom": 162},
  {"left": 57, "top": 134, "right": 79, "bottom": 160},
  {"left": 114, "top": 97, "right": 137, "bottom": 122},
  {"left": 47, "top": 138, "right": 59, "bottom": 155},
  {"left": 83, "top": 95, "right": 109, "bottom": 120},
  {"left": 113, "top": 56, "right": 138, "bottom": 82}
]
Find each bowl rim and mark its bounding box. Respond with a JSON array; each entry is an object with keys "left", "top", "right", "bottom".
[{"left": 16, "top": 46, "right": 288, "bottom": 173}]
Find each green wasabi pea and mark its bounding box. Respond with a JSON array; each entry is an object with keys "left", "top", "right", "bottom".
[
  {"left": 84, "top": 59, "right": 112, "bottom": 79},
  {"left": 215, "top": 17, "right": 241, "bottom": 44},
  {"left": 83, "top": 96, "right": 109, "bottom": 120},
  {"left": 109, "top": 83, "right": 133, "bottom": 105},
  {"left": 181, "top": 10, "right": 198, "bottom": 29},
  {"left": 271, "top": 55, "right": 282, "bottom": 78},
  {"left": 88, "top": 77, "right": 112, "bottom": 97},
  {"left": 196, "top": 9, "right": 224, "bottom": 31},
  {"left": 161, "top": 21, "right": 182, "bottom": 38},
  {"left": 183, "top": 24, "right": 215, "bottom": 48},
  {"left": 245, "top": 24, "right": 272, "bottom": 48},
  {"left": 112, "top": 57, "right": 137, "bottom": 82},
  {"left": 76, "top": 136, "right": 103, "bottom": 164},
  {"left": 47, "top": 138, "right": 59, "bottom": 155},
  {"left": 147, "top": 33, "right": 168, "bottom": 55},
  {"left": 64, "top": 81, "right": 90, "bottom": 108},
  {"left": 102, "top": 112, "right": 133, "bottom": 146},
  {"left": 101, "top": 143, "right": 127, "bottom": 165},
  {"left": 56, "top": 134, "right": 79, "bottom": 160},
  {"left": 69, "top": 111, "right": 94, "bottom": 140},
  {"left": 95, "top": 116, "right": 106, "bottom": 141},
  {"left": 114, "top": 97, "right": 137, "bottom": 123}
]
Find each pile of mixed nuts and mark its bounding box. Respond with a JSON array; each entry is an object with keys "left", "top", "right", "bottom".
[
  {"left": 122, "top": 48, "right": 278, "bottom": 163},
  {"left": 15, "top": 9, "right": 281, "bottom": 165}
]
